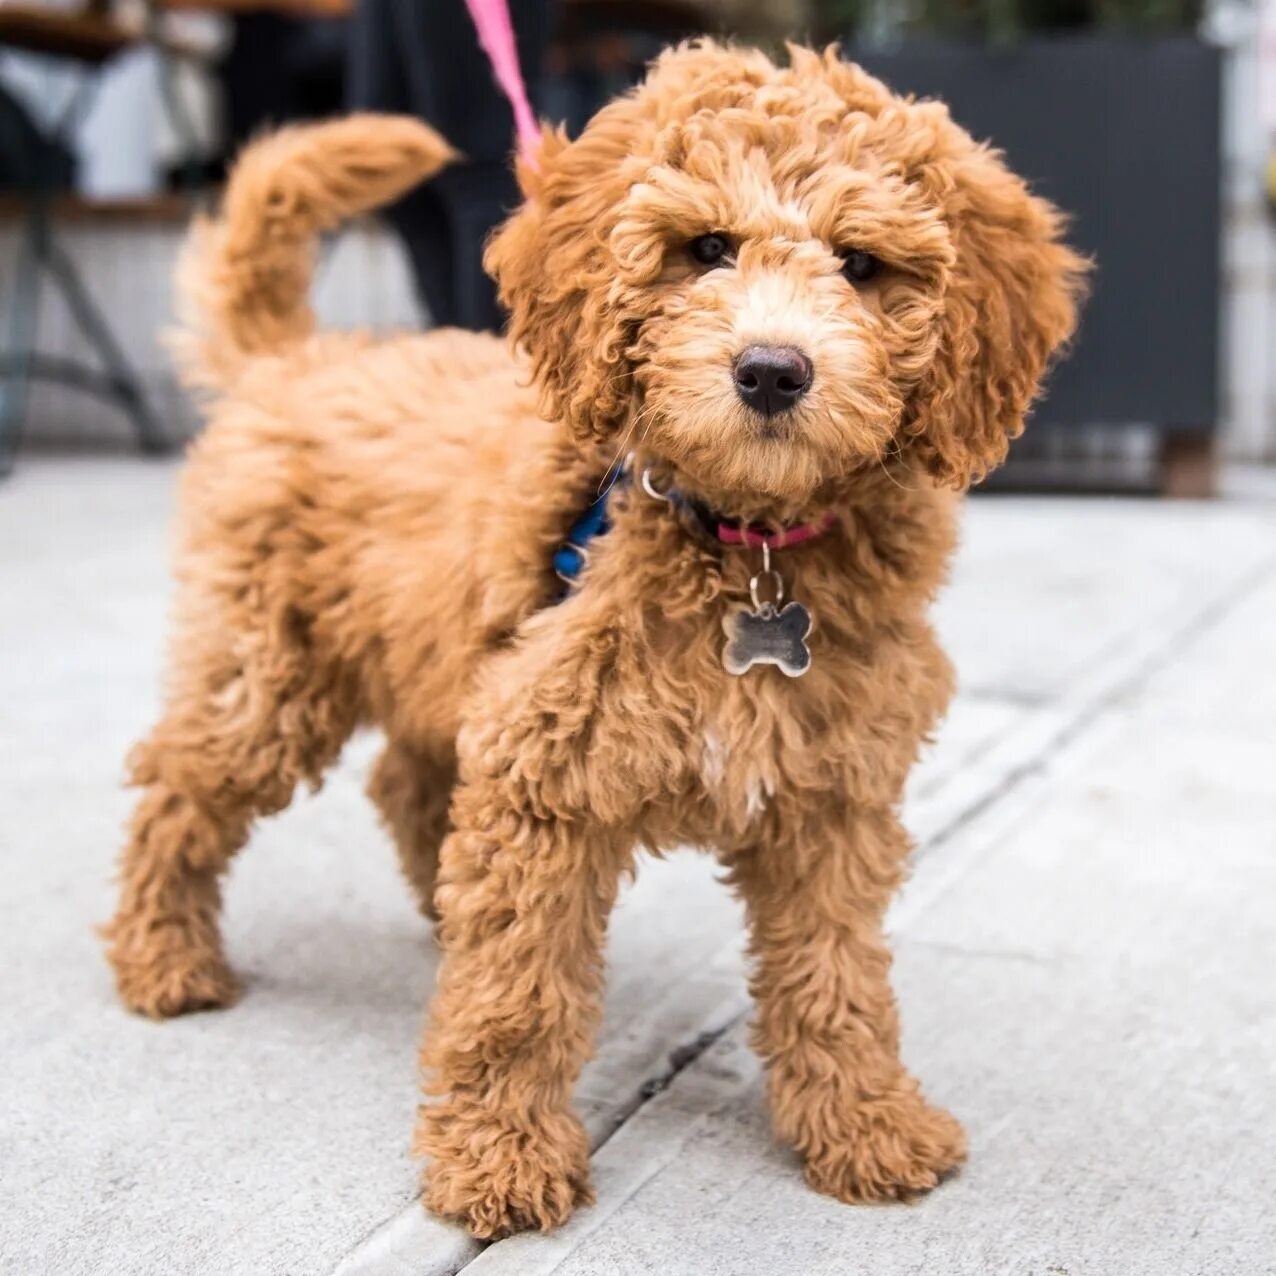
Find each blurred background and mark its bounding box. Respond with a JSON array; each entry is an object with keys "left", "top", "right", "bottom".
[{"left": 1, "top": 0, "right": 1274, "bottom": 493}]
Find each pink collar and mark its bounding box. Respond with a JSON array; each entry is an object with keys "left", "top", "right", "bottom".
[
  {"left": 714, "top": 511, "right": 839, "bottom": 550},
  {"left": 636, "top": 464, "right": 838, "bottom": 552}
]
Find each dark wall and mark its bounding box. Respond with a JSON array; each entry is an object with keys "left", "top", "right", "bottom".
[{"left": 855, "top": 36, "right": 1222, "bottom": 432}]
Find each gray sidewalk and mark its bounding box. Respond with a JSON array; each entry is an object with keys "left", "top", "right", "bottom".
[{"left": 2, "top": 457, "right": 1274, "bottom": 1276}]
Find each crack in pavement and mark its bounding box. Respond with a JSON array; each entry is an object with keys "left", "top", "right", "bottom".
[
  {"left": 910, "top": 555, "right": 1276, "bottom": 863},
  {"left": 595, "top": 1019, "right": 742, "bottom": 1148},
  {"left": 338, "top": 552, "right": 1276, "bottom": 1276}
]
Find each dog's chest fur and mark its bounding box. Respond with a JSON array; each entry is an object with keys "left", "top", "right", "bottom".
[
  {"left": 696, "top": 722, "right": 778, "bottom": 830},
  {"left": 350, "top": 456, "right": 959, "bottom": 849},
  {"left": 573, "top": 494, "right": 957, "bottom": 848},
  {"left": 657, "top": 610, "right": 898, "bottom": 844}
]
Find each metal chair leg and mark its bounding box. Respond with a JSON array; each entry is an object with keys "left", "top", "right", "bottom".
[
  {"left": 0, "top": 229, "right": 42, "bottom": 478},
  {"left": 0, "top": 89, "right": 44, "bottom": 476},
  {"left": 44, "top": 241, "right": 171, "bottom": 454},
  {"left": 0, "top": 78, "right": 172, "bottom": 474}
]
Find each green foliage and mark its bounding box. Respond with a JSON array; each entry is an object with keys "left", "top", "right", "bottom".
[{"left": 817, "top": 0, "right": 1204, "bottom": 41}]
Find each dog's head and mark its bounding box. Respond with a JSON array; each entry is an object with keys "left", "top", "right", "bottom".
[{"left": 487, "top": 42, "right": 1087, "bottom": 503}]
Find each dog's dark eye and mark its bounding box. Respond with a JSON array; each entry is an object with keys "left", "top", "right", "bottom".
[
  {"left": 688, "top": 233, "right": 732, "bottom": 267},
  {"left": 841, "top": 249, "right": 881, "bottom": 284}
]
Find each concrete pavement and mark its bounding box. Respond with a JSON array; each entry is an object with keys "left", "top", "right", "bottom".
[{"left": 2, "top": 456, "right": 1273, "bottom": 1276}]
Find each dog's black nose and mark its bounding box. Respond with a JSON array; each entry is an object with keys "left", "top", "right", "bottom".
[{"left": 733, "top": 345, "right": 813, "bottom": 417}]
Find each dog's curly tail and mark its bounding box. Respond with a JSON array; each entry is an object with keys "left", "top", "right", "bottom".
[{"left": 172, "top": 114, "right": 455, "bottom": 391}]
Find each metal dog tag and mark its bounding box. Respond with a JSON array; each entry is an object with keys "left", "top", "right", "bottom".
[
  {"left": 721, "top": 542, "right": 813, "bottom": 677},
  {"left": 722, "top": 600, "right": 812, "bottom": 677}
]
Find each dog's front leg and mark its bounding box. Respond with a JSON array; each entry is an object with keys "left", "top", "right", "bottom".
[
  {"left": 735, "top": 805, "right": 967, "bottom": 1203},
  {"left": 415, "top": 752, "right": 631, "bottom": 1238}
]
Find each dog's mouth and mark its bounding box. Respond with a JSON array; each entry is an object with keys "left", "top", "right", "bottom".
[
  {"left": 750, "top": 414, "right": 799, "bottom": 443},
  {"left": 630, "top": 364, "right": 899, "bottom": 506}
]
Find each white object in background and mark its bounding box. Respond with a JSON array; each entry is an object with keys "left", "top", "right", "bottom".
[
  {"left": 77, "top": 48, "right": 160, "bottom": 198},
  {"left": 149, "top": 13, "right": 229, "bottom": 174},
  {"left": 0, "top": 51, "right": 81, "bottom": 135}
]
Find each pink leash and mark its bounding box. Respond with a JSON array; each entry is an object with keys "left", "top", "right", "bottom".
[{"left": 464, "top": 0, "right": 541, "bottom": 169}]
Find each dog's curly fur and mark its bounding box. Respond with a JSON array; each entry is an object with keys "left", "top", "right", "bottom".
[{"left": 104, "top": 42, "right": 1086, "bottom": 1238}]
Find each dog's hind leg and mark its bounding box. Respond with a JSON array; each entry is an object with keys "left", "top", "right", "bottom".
[
  {"left": 368, "top": 740, "right": 456, "bottom": 922},
  {"left": 104, "top": 599, "right": 360, "bottom": 1019}
]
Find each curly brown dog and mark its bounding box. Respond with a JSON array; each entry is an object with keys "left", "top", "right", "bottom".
[{"left": 104, "top": 41, "right": 1085, "bottom": 1238}]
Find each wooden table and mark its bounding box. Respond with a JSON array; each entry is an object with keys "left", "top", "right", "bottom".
[
  {"left": 159, "top": 0, "right": 350, "bottom": 12},
  {"left": 0, "top": 0, "right": 350, "bottom": 65},
  {"left": 0, "top": 5, "right": 144, "bottom": 63}
]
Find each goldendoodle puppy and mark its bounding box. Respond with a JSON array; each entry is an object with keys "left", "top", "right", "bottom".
[{"left": 105, "top": 41, "right": 1085, "bottom": 1238}]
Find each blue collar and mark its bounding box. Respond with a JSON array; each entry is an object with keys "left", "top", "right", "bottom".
[{"left": 552, "top": 473, "right": 627, "bottom": 585}]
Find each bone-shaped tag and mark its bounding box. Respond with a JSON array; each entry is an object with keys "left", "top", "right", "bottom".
[{"left": 722, "top": 601, "right": 813, "bottom": 678}]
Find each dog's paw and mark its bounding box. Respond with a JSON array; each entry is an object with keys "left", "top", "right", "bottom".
[
  {"left": 105, "top": 919, "right": 240, "bottom": 1018},
  {"left": 418, "top": 1103, "right": 593, "bottom": 1238},
  {"left": 803, "top": 1091, "right": 967, "bottom": 1204}
]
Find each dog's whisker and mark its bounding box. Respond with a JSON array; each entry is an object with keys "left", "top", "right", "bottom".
[
  {"left": 868, "top": 438, "right": 922, "bottom": 494},
  {"left": 597, "top": 407, "right": 654, "bottom": 494}
]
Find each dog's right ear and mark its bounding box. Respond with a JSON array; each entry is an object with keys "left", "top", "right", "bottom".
[
  {"left": 899, "top": 128, "right": 1089, "bottom": 488},
  {"left": 485, "top": 113, "right": 650, "bottom": 444}
]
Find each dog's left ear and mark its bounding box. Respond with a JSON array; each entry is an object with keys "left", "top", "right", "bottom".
[{"left": 901, "top": 139, "right": 1090, "bottom": 487}]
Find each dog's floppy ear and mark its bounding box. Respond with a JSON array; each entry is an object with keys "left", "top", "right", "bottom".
[
  {"left": 484, "top": 114, "right": 648, "bottom": 444},
  {"left": 487, "top": 38, "right": 777, "bottom": 443},
  {"left": 901, "top": 138, "right": 1089, "bottom": 487}
]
